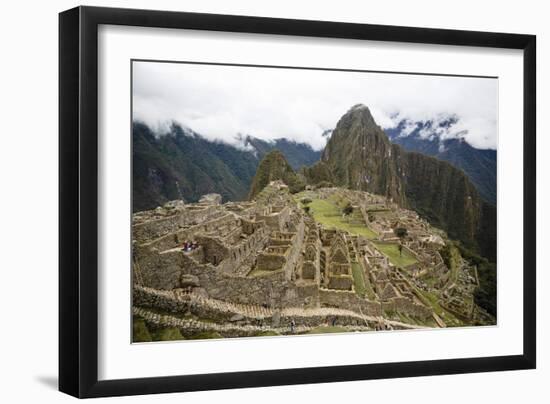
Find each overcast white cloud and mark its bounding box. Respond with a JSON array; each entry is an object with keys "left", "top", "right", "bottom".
[{"left": 133, "top": 61, "right": 498, "bottom": 150}]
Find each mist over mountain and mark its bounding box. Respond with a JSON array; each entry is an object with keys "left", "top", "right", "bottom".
[
  {"left": 385, "top": 118, "right": 497, "bottom": 204},
  {"left": 241, "top": 136, "right": 321, "bottom": 171},
  {"left": 132, "top": 122, "right": 320, "bottom": 212}
]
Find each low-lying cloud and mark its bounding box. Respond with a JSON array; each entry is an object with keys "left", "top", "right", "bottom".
[{"left": 133, "top": 61, "right": 498, "bottom": 150}]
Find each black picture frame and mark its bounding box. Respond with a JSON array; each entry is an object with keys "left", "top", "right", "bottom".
[{"left": 59, "top": 5, "right": 536, "bottom": 398}]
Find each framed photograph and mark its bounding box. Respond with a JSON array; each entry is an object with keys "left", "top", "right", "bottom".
[{"left": 59, "top": 6, "right": 536, "bottom": 398}]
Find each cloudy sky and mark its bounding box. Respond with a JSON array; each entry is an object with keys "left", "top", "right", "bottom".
[{"left": 132, "top": 61, "right": 498, "bottom": 150}]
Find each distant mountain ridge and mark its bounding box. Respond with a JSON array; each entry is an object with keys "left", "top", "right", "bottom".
[
  {"left": 242, "top": 135, "right": 322, "bottom": 171},
  {"left": 132, "top": 122, "right": 320, "bottom": 212},
  {"left": 385, "top": 118, "right": 497, "bottom": 205}
]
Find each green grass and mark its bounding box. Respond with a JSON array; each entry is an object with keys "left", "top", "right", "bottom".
[
  {"left": 395, "top": 311, "right": 438, "bottom": 328},
  {"left": 401, "top": 276, "right": 464, "bottom": 327},
  {"left": 362, "top": 269, "right": 377, "bottom": 300},
  {"left": 253, "top": 330, "right": 281, "bottom": 337},
  {"left": 373, "top": 242, "right": 417, "bottom": 268},
  {"left": 152, "top": 327, "right": 184, "bottom": 341},
  {"left": 132, "top": 317, "right": 152, "bottom": 342},
  {"left": 306, "top": 326, "right": 348, "bottom": 334},
  {"left": 187, "top": 331, "right": 223, "bottom": 340},
  {"left": 440, "top": 242, "right": 461, "bottom": 283},
  {"left": 303, "top": 198, "right": 377, "bottom": 239},
  {"left": 418, "top": 290, "right": 462, "bottom": 327},
  {"left": 351, "top": 263, "right": 368, "bottom": 298}
]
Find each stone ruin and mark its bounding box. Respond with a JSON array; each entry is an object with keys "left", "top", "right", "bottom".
[{"left": 132, "top": 183, "right": 488, "bottom": 340}]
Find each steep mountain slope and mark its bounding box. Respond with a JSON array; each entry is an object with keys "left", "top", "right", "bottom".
[
  {"left": 386, "top": 119, "right": 497, "bottom": 204},
  {"left": 248, "top": 150, "right": 305, "bottom": 199},
  {"left": 133, "top": 122, "right": 321, "bottom": 212},
  {"left": 133, "top": 122, "right": 259, "bottom": 212},
  {"left": 315, "top": 105, "right": 496, "bottom": 261},
  {"left": 321, "top": 104, "right": 406, "bottom": 205}
]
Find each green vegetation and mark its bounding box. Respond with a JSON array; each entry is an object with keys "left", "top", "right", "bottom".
[
  {"left": 132, "top": 122, "right": 259, "bottom": 212},
  {"left": 298, "top": 196, "right": 377, "bottom": 239},
  {"left": 403, "top": 280, "right": 463, "bottom": 327},
  {"left": 388, "top": 122, "right": 497, "bottom": 205},
  {"left": 314, "top": 181, "right": 334, "bottom": 188},
  {"left": 394, "top": 227, "right": 408, "bottom": 239},
  {"left": 306, "top": 326, "right": 348, "bottom": 334},
  {"left": 133, "top": 122, "right": 321, "bottom": 212},
  {"left": 300, "top": 161, "right": 334, "bottom": 185},
  {"left": 152, "top": 327, "right": 184, "bottom": 341},
  {"left": 393, "top": 311, "right": 438, "bottom": 328},
  {"left": 132, "top": 316, "right": 152, "bottom": 342},
  {"left": 187, "top": 331, "right": 223, "bottom": 340},
  {"left": 373, "top": 242, "right": 417, "bottom": 267},
  {"left": 248, "top": 150, "right": 305, "bottom": 199},
  {"left": 350, "top": 262, "right": 376, "bottom": 300},
  {"left": 351, "top": 263, "right": 366, "bottom": 298},
  {"left": 455, "top": 243, "right": 497, "bottom": 317},
  {"left": 439, "top": 242, "right": 461, "bottom": 282},
  {"left": 342, "top": 202, "right": 354, "bottom": 216},
  {"left": 253, "top": 330, "right": 281, "bottom": 337},
  {"left": 362, "top": 272, "right": 377, "bottom": 301}
]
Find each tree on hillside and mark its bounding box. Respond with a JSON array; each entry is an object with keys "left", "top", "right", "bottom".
[
  {"left": 394, "top": 227, "right": 408, "bottom": 256},
  {"left": 394, "top": 227, "right": 408, "bottom": 239},
  {"left": 342, "top": 202, "right": 353, "bottom": 216}
]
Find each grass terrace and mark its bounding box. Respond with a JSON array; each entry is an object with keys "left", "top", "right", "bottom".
[
  {"left": 373, "top": 242, "right": 417, "bottom": 268},
  {"left": 351, "top": 262, "right": 376, "bottom": 300},
  {"left": 306, "top": 326, "right": 348, "bottom": 334},
  {"left": 296, "top": 193, "right": 377, "bottom": 240}
]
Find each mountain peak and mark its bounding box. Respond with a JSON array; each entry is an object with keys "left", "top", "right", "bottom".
[
  {"left": 248, "top": 150, "right": 305, "bottom": 199},
  {"left": 335, "top": 104, "right": 379, "bottom": 134},
  {"left": 349, "top": 103, "right": 371, "bottom": 113}
]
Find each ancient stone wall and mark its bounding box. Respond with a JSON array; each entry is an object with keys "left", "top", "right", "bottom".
[
  {"left": 256, "top": 253, "right": 286, "bottom": 271},
  {"left": 319, "top": 289, "right": 382, "bottom": 316},
  {"left": 282, "top": 219, "right": 305, "bottom": 280},
  {"left": 138, "top": 255, "right": 319, "bottom": 308},
  {"left": 136, "top": 213, "right": 240, "bottom": 252},
  {"left": 328, "top": 276, "right": 353, "bottom": 290},
  {"left": 134, "top": 249, "right": 190, "bottom": 290},
  {"left": 381, "top": 297, "right": 432, "bottom": 319},
  {"left": 132, "top": 205, "right": 218, "bottom": 242},
  {"left": 301, "top": 261, "right": 316, "bottom": 280}
]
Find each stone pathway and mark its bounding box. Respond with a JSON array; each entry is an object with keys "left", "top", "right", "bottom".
[
  {"left": 133, "top": 306, "right": 372, "bottom": 335},
  {"left": 135, "top": 285, "right": 425, "bottom": 330}
]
